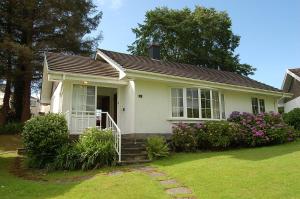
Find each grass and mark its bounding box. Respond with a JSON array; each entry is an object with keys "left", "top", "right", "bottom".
[
  {"left": 0, "top": 134, "right": 22, "bottom": 152},
  {"left": 0, "top": 153, "right": 169, "bottom": 199},
  {"left": 1, "top": 134, "right": 300, "bottom": 199},
  {"left": 151, "top": 140, "right": 300, "bottom": 199}
]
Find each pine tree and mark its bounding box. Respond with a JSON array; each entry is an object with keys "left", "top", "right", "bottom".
[{"left": 0, "top": 0, "right": 102, "bottom": 123}]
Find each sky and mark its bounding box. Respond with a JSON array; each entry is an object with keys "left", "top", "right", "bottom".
[{"left": 92, "top": 0, "right": 300, "bottom": 89}]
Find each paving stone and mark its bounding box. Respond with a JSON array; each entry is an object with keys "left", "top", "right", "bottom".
[
  {"left": 107, "top": 170, "right": 124, "bottom": 176},
  {"left": 148, "top": 171, "right": 166, "bottom": 177},
  {"left": 160, "top": 179, "right": 179, "bottom": 186},
  {"left": 166, "top": 187, "right": 193, "bottom": 195},
  {"left": 135, "top": 166, "right": 156, "bottom": 172}
]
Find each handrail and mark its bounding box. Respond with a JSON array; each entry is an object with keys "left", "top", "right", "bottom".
[
  {"left": 65, "top": 110, "right": 122, "bottom": 162},
  {"left": 102, "top": 112, "right": 122, "bottom": 162}
]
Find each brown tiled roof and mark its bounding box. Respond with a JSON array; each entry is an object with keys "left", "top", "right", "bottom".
[
  {"left": 46, "top": 52, "right": 119, "bottom": 78},
  {"left": 289, "top": 68, "right": 300, "bottom": 77},
  {"left": 100, "top": 49, "right": 281, "bottom": 92}
]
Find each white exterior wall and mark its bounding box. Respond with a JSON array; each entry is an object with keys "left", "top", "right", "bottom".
[
  {"left": 51, "top": 78, "right": 279, "bottom": 135},
  {"left": 118, "top": 80, "right": 136, "bottom": 134},
  {"left": 135, "top": 80, "right": 171, "bottom": 134},
  {"left": 223, "top": 90, "right": 278, "bottom": 118},
  {"left": 50, "top": 82, "right": 63, "bottom": 113},
  {"left": 284, "top": 96, "right": 300, "bottom": 113},
  {"left": 133, "top": 79, "right": 279, "bottom": 134}
]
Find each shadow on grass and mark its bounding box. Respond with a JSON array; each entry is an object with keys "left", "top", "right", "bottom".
[
  {"left": 152, "top": 140, "right": 300, "bottom": 167},
  {"left": 0, "top": 135, "right": 22, "bottom": 152},
  {"left": 0, "top": 153, "right": 102, "bottom": 199}
]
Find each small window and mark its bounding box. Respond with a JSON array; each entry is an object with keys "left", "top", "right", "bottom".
[
  {"left": 171, "top": 88, "right": 184, "bottom": 117},
  {"left": 252, "top": 97, "right": 265, "bottom": 114},
  {"left": 186, "top": 88, "right": 199, "bottom": 118},
  {"left": 252, "top": 98, "right": 259, "bottom": 115},
  {"left": 201, "top": 89, "right": 211, "bottom": 118},
  {"left": 259, "top": 99, "right": 265, "bottom": 113},
  {"left": 221, "top": 94, "right": 226, "bottom": 119},
  {"left": 212, "top": 91, "right": 220, "bottom": 119}
]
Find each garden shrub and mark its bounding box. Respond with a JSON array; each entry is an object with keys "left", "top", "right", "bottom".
[
  {"left": 172, "top": 123, "right": 197, "bottom": 152},
  {"left": 0, "top": 122, "right": 23, "bottom": 134},
  {"left": 195, "top": 121, "right": 242, "bottom": 149},
  {"left": 22, "top": 113, "right": 69, "bottom": 168},
  {"left": 53, "top": 128, "right": 117, "bottom": 171},
  {"left": 53, "top": 143, "right": 82, "bottom": 170},
  {"left": 283, "top": 108, "right": 300, "bottom": 130},
  {"left": 146, "top": 136, "right": 169, "bottom": 160},
  {"left": 228, "top": 111, "right": 298, "bottom": 146}
]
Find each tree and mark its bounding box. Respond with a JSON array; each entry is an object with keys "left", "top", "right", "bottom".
[
  {"left": 128, "top": 6, "right": 256, "bottom": 76},
  {"left": 0, "top": 0, "right": 102, "bottom": 123}
]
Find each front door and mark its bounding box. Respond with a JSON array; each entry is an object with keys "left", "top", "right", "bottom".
[{"left": 97, "top": 95, "right": 110, "bottom": 128}]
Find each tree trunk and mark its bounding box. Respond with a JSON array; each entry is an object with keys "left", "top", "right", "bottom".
[
  {"left": 20, "top": 66, "right": 32, "bottom": 122},
  {"left": 13, "top": 76, "right": 24, "bottom": 121},
  {"left": 0, "top": 80, "right": 12, "bottom": 125}
]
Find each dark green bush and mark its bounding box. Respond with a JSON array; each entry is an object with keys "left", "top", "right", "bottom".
[
  {"left": 0, "top": 122, "right": 23, "bottom": 134},
  {"left": 146, "top": 136, "right": 169, "bottom": 160},
  {"left": 283, "top": 108, "right": 300, "bottom": 130},
  {"left": 53, "top": 143, "right": 82, "bottom": 170},
  {"left": 196, "top": 121, "right": 242, "bottom": 150},
  {"left": 22, "top": 113, "right": 69, "bottom": 168},
  {"left": 78, "top": 128, "right": 117, "bottom": 170},
  {"left": 53, "top": 128, "right": 117, "bottom": 171},
  {"left": 172, "top": 123, "right": 197, "bottom": 152}
]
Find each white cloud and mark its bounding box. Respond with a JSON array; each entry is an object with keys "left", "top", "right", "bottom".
[{"left": 97, "top": 0, "right": 123, "bottom": 10}]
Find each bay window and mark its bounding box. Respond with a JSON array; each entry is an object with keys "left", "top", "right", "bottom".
[
  {"left": 171, "top": 87, "right": 224, "bottom": 119},
  {"left": 171, "top": 88, "right": 184, "bottom": 117},
  {"left": 212, "top": 91, "right": 220, "bottom": 119},
  {"left": 186, "top": 88, "right": 199, "bottom": 118},
  {"left": 201, "top": 89, "right": 211, "bottom": 119}
]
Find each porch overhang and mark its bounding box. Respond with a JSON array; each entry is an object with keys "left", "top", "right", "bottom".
[{"left": 48, "top": 70, "right": 129, "bottom": 86}]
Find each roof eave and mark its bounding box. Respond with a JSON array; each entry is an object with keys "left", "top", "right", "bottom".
[{"left": 125, "top": 69, "right": 287, "bottom": 97}]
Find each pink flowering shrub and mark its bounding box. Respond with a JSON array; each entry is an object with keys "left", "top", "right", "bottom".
[
  {"left": 171, "top": 111, "right": 298, "bottom": 152},
  {"left": 228, "top": 111, "right": 297, "bottom": 146},
  {"left": 172, "top": 121, "right": 243, "bottom": 151},
  {"left": 172, "top": 123, "right": 197, "bottom": 152},
  {"left": 196, "top": 121, "right": 242, "bottom": 149}
]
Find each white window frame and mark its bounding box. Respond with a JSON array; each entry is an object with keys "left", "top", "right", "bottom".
[
  {"left": 170, "top": 88, "right": 184, "bottom": 118},
  {"left": 251, "top": 97, "right": 265, "bottom": 114},
  {"left": 169, "top": 87, "right": 225, "bottom": 121}
]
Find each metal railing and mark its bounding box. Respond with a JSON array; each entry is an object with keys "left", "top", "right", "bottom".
[
  {"left": 64, "top": 110, "right": 121, "bottom": 162},
  {"left": 102, "top": 112, "right": 121, "bottom": 162}
]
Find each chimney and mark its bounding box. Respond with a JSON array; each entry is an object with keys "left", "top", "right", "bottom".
[{"left": 148, "top": 43, "right": 160, "bottom": 60}]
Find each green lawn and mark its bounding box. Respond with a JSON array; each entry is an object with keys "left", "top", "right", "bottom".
[
  {"left": 151, "top": 140, "right": 300, "bottom": 199},
  {"left": 1, "top": 139, "right": 300, "bottom": 199},
  {"left": 0, "top": 153, "right": 169, "bottom": 199}
]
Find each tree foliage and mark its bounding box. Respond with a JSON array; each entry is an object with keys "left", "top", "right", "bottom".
[
  {"left": 128, "top": 6, "right": 256, "bottom": 76},
  {"left": 0, "top": 0, "right": 102, "bottom": 124}
]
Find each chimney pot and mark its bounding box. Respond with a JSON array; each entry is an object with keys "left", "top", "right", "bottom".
[{"left": 148, "top": 43, "right": 160, "bottom": 60}]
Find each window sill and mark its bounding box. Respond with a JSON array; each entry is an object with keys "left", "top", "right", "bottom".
[{"left": 167, "top": 118, "right": 226, "bottom": 122}]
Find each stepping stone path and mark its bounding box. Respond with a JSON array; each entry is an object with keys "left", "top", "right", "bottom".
[
  {"left": 133, "top": 166, "right": 197, "bottom": 199},
  {"left": 107, "top": 170, "right": 124, "bottom": 176}
]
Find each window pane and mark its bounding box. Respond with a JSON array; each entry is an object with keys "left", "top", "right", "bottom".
[
  {"left": 259, "top": 99, "right": 265, "bottom": 113},
  {"left": 252, "top": 98, "right": 259, "bottom": 114},
  {"left": 221, "top": 94, "right": 226, "bottom": 119},
  {"left": 171, "top": 88, "right": 183, "bottom": 117},
  {"left": 212, "top": 91, "right": 220, "bottom": 119},
  {"left": 72, "top": 84, "right": 95, "bottom": 112},
  {"left": 201, "top": 89, "right": 211, "bottom": 118},
  {"left": 187, "top": 88, "right": 199, "bottom": 118}
]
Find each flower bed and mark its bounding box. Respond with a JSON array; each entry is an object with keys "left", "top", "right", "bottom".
[{"left": 172, "top": 111, "right": 298, "bottom": 151}]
